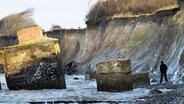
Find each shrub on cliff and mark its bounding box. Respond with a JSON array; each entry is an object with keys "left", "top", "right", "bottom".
[
  {"left": 0, "top": 8, "right": 36, "bottom": 36},
  {"left": 50, "top": 24, "right": 62, "bottom": 31},
  {"left": 86, "top": 0, "right": 178, "bottom": 23}
]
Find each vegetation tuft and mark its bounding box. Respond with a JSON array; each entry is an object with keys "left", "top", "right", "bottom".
[
  {"left": 86, "top": 0, "right": 178, "bottom": 23},
  {"left": 0, "top": 8, "right": 36, "bottom": 36}
]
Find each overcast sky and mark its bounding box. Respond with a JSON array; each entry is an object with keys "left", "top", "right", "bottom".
[{"left": 0, "top": 0, "right": 98, "bottom": 30}]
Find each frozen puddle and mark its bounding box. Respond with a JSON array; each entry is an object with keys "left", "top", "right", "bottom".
[{"left": 0, "top": 74, "right": 150, "bottom": 103}]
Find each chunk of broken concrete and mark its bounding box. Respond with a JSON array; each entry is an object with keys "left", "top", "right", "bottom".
[
  {"left": 133, "top": 72, "right": 150, "bottom": 88},
  {"left": 96, "top": 60, "right": 133, "bottom": 92},
  {"left": 0, "top": 38, "right": 66, "bottom": 90}
]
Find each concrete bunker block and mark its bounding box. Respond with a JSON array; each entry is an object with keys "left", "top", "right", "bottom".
[
  {"left": 133, "top": 72, "right": 150, "bottom": 88},
  {"left": 96, "top": 60, "right": 133, "bottom": 92},
  {"left": 17, "top": 26, "right": 43, "bottom": 44},
  {"left": 85, "top": 70, "right": 96, "bottom": 80},
  {"left": 0, "top": 39, "right": 66, "bottom": 90}
]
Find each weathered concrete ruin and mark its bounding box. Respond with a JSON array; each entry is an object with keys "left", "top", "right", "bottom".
[
  {"left": 96, "top": 60, "right": 133, "bottom": 92},
  {"left": 133, "top": 72, "right": 150, "bottom": 88},
  {"left": 0, "top": 26, "right": 66, "bottom": 90},
  {"left": 85, "top": 70, "right": 96, "bottom": 80}
]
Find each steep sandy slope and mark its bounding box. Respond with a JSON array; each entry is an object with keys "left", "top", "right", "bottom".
[{"left": 46, "top": 3, "right": 184, "bottom": 82}]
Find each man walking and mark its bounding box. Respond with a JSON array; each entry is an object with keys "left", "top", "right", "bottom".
[{"left": 160, "top": 61, "right": 168, "bottom": 83}]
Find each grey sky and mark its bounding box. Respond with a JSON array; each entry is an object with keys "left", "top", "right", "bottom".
[{"left": 0, "top": 0, "right": 98, "bottom": 30}]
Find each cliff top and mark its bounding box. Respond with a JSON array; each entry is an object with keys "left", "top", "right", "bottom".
[{"left": 86, "top": 0, "right": 179, "bottom": 24}]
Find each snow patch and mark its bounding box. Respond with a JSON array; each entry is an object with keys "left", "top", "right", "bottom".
[
  {"left": 0, "top": 74, "right": 149, "bottom": 103},
  {"left": 159, "top": 88, "right": 173, "bottom": 93}
]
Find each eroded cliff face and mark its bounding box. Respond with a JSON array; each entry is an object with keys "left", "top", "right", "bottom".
[
  {"left": 46, "top": 29, "right": 85, "bottom": 69},
  {"left": 46, "top": 3, "right": 184, "bottom": 82}
]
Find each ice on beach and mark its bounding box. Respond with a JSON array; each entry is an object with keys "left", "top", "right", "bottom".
[
  {"left": 0, "top": 74, "right": 150, "bottom": 103},
  {"left": 159, "top": 88, "right": 173, "bottom": 93}
]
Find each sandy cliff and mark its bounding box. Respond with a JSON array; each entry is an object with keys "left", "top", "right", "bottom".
[{"left": 45, "top": 2, "right": 184, "bottom": 82}]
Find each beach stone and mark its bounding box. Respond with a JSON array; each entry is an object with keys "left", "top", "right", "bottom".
[
  {"left": 149, "top": 89, "right": 162, "bottom": 95},
  {"left": 73, "top": 77, "right": 79, "bottom": 80},
  {"left": 150, "top": 79, "right": 158, "bottom": 83}
]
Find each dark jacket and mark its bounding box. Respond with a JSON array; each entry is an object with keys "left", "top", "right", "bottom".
[{"left": 160, "top": 63, "right": 167, "bottom": 73}]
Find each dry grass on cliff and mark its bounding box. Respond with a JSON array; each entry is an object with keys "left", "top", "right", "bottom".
[
  {"left": 0, "top": 9, "right": 36, "bottom": 36},
  {"left": 86, "top": 0, "right": 179, "bottom": 23}
]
